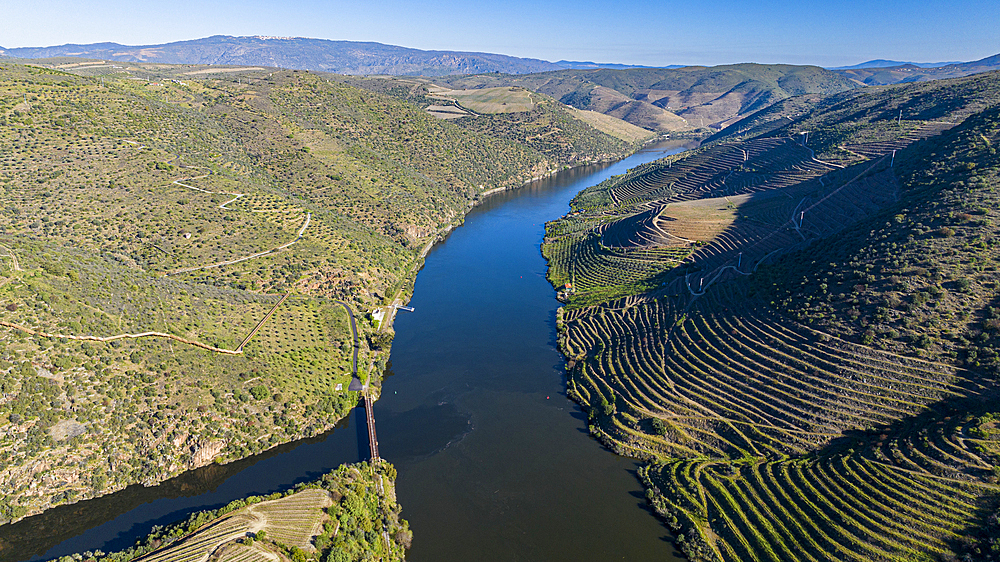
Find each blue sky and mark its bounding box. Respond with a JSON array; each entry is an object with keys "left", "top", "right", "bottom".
[{"left": 2, "top": 0, "right": 998, "bottom": 67}]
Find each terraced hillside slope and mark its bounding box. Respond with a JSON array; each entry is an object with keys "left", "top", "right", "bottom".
[
  {"left": 0, "top": 60, "right": 641, "bottom": 522},
  {"left": 706, "top": 69, "right": 1000, "bottom": 150},
  {"left": 42, "top": 461, "right": 407, "bottom": 562},
  {"left": 544, "top": 71, "right": 1000, "bottom": 561}
]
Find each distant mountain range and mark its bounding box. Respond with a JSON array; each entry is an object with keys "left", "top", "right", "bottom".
[
  {"left": 553, "top": 60, "right": 685, "bottom": 70},
  {"left": 833, "top": 53, "right": 1000, "bottom": 85},
  {"left": 4, "top": 34, "right": 995, "bottom": 86},
  {"left": 830, "top": 59, "right": 962, "bottom": 70},
  {"left": 0, "top": 35, "right": 569, "bottom": 76},
  {"left": 0, "top": 36, "right": 689, "bottom": 76}
]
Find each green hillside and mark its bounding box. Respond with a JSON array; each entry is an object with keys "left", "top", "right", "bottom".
[
  {"left": 544, "top": 71, "right": 1000, "bottom": 561},
  {"left": 338, "top": 74, "right": 652, "bottom": 157}
]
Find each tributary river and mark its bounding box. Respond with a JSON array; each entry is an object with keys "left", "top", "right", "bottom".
[{"left": 3, "top": 141, "right": 692, "bottom": 562}]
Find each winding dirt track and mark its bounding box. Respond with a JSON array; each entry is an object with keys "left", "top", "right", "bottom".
[
  {"left": 0, "top": 321, "right": 243, "bottom": 355},
  {"left": 332, "top": 300, "right": 359, "bottom": 375},
  {"left": 166, "top": 167, "right": 313, "bottom": 275},
  {"left": 167, "top": 212, "right": 311, "bottom": 275},
  {"left": 0, "top": 292, "right": 289, "bottom": 356}
]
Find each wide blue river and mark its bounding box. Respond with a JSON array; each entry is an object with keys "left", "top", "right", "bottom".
[{"left": 3, "top": 141, "right": 691, "bottom": 562}]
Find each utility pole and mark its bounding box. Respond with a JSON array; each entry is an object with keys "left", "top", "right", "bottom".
[
  {"left": 800, "top": 210, "right": 805, "bottom": 227},
  {"left": 898, "top": 110, "right": 902, "bottom": 125},
  {"left": 738, "top": 252, "right": 742, "bottom": 269},
  {"left": 891, "top": 149, "right": 896, "bottom": 167}
]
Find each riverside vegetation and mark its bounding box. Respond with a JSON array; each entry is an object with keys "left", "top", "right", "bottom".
[
  {"left": 543, "top": 70, "right": 1000, "bottom": 561},
  {"left": 0, "top": 58, "right": 645, "bottom": 526},
  {"left": 49, "top": 461, "right": 408, "bottom": 562}
]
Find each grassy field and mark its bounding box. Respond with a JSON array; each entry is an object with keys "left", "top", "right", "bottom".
[
  {"left": 54, "top": 461, "right": 407, "bottom": 562},
  {"left": 657, "top": 196, "right": 744, "bottom": 241},
  {"left": 545, "top": 71, "right": 1000, "bottom": 561},
  {"left": 564, "top": 106, "right": 657, "bottom": 143},
  {"left": 426, "top": 86, "right": 535, "bottom": 114}
]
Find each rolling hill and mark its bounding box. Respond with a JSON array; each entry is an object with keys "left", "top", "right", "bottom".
[
  {"left": 0, "top": 35, "right": 564, "bottom": 76},
  {"left": 433, "top": 63, "right": 860, "bottom": 132},
  {"left": 0, "top": 38, "right": 867, "bottom": 133},
  {"left": 835, "top": 53, "right": 1000, "bottom": 85}
]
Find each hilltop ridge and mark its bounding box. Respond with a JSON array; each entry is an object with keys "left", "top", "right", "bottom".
[
  {"left": 834, "top": 52, "right": 1000, "bottom": 85},
  {"left": 0, "top": 35, "right": 564, "bottom": 77}
]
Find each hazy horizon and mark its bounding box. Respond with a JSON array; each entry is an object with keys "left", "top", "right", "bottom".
[
  {"left": 1, "top": 33, "right": 991, "bottom": 70},
  {"left": 2, "top": 0, "right": 998, "bottom": 68}
]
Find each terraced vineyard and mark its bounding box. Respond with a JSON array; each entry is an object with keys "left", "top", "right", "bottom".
[
  {"left": 564, "top": 290, "right": 971, "bottom": 460},
  {"left": 126, "top": 488, "right": 334, "bottom": 562},
  {"left": 544, "top": 136, "right": 841, "bottom": 305},
  {"left": 641, "top": 430, "right": 996, "bottom": 562},
  {"left": 64, "top": 462, "right": 407, "bottom": 562},
  {"left": 546, "top": 72, "right": 1000, "bottom": 561},
  {"left": 246, "top": 489, "right": 331, "bottom": 550}
]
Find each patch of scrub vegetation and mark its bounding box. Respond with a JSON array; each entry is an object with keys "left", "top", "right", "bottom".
[
  {"left": 546, "top": 70, "right": 1000, "bottom": 561},
  {"left": 46, "top": 461, "right": 408, "bottom": 562}
]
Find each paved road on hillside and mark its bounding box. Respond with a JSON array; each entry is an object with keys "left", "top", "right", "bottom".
[{"left": 333, "top": 300, "right": 359, "bottom": 375}]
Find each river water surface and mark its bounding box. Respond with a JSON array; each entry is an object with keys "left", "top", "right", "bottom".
[{"left": 4, "top": 141, "right": 691, "bottom": 562}]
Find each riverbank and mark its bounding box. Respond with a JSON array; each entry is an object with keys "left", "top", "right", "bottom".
[
  {"left": 384, "top": 137, "right": 679, "bottom": 334},
  {"left": 376, "top": 140, "right": 693, "bottom": 562},
  {"left": 53, "top": 461, "right": 408, "bottom": 562},
  {"left": 2, "top": 140, "right": 694, "bottom": 562}
]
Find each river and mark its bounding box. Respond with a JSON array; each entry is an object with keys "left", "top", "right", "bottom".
[{"left": 2, "top": 141, "right": 692, "bottom": 562}]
